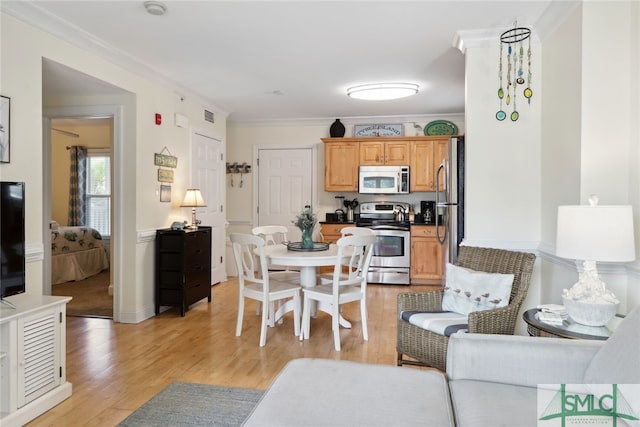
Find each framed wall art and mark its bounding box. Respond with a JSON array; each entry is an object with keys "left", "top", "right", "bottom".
[
  {"left": 160, "top": 185, "right": 171, "bottom": 202},
  {"left": 0, "top": 95, "right": 10, "bottom": 163},
  {"left": 157, "top": 168, "right": 174, "bottom": 183}
]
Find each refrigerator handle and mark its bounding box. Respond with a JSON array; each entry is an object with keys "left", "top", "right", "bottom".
[
  {"left": 435, "top": 162, "right": 448, "bottom": 244},
  {"left": 435, "top": 163, "right": 442, "bottom": 201}
]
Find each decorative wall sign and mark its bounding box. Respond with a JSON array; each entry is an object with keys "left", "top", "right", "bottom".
[
  {"left": 158, "top": 168, "right": 174, "bottom": 183},
  {"left": 160, "top": 185, "right": 171, "bottom": 202},
  {"left": 154, "top": 146, "right": 178, "bottom": 168},
  {"left": 0, "top": 95, "right": 10, "bottom": 163},
  {"left": 354, "top": 123, "right": 404, "bottom": 137}
]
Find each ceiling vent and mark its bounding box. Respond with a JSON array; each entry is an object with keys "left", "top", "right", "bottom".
[{"left": 204, "top": 110, "right": 214, "bottom": 124}]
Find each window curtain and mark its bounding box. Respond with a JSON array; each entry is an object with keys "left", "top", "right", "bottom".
[{"left": 68, "top": 145, "right": 88, "bottom": 226}]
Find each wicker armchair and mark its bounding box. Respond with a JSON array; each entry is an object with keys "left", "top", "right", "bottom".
[{"left": 397, "top": 246, "right": 536, "bottom": 371}]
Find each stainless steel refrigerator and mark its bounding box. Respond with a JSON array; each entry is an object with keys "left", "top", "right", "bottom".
[{"left": 435, "top": 136, "right": 465, "bottom": 264}]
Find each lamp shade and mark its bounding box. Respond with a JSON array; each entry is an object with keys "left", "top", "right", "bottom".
[
  {"left": 556, "top": 205, "right": 635, "bottom": 262},
  {"left": 180, "top": 189, "right": 206, "bottom": 208}
]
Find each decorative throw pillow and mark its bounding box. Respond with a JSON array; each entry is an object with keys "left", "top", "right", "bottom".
[{"left": 441, "top": 263, "right": 515, "bottom": 316}]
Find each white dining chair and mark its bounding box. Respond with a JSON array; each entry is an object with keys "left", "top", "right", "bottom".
[
  {"left": 252, "top": 225, "right": 299, "bottom": 283},
  {"left": 338, "top": 226, "right": 376, "bottom": 237},
  {"left": 252, "top": 225, "right": 300, "bottom": 324},
  {"left": 318, "top": 227, "right": 375, "bottom": 284},
  {"left": 230, "top": 233, "right": 301, "bottom": 347},
  {"left": 300, "top": 233, "right": 375, "bottom": 351}
]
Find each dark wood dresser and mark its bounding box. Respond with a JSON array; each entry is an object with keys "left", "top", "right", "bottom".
[{"left": 155, "top": 226, "right": 212, "bottom": 316}]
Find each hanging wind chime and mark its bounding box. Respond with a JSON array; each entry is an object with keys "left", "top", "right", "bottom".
[{"left": 497, "top": 23, "right": 533, "bottom": 122}]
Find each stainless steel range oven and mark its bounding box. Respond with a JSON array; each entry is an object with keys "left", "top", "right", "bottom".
[{"left": 357, "top": 202, "right": 411, "bottom": 285}]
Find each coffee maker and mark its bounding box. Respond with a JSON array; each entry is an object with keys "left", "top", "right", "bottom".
[{"left": 420, "top": 201, "right": 436, "bottom": 224}]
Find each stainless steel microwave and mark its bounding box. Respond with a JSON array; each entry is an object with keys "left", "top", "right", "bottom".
[{"left": 358, "top": 165, "right": 410, "bottom": 194}]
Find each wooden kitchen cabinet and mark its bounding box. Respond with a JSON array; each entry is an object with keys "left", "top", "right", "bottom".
[
  {"left": 359, "top": 140, "right": 410, "bottom": 165},
  {"left": 319, "top": 223, "right": 351, "bottom": 244},
  {"left": 410, "top": 137, "right": 449, "bottom": 192},
  {"left": 323, "top": 139, "right": 359, "bottom": 192},
  {"left": 410, "top": 225, "right": 444, "bottom": 285},
  {"left": 323, "top": 136, "right": 455, "bottom": 192},
  {"left": 319, "top": 223, "right": 351, "bottom": 273}
]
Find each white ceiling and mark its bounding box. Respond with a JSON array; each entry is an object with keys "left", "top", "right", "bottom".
[{"left": 4, "top": 1, "right": 573, "bottom": 123}]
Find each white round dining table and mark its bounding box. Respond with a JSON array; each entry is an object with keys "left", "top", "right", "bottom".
[
  {"left": 260, "top": 243, "right": 352, "bottom": 328},
  {"left": 261, "top": 244, "right": 347, "bottom": 288}
]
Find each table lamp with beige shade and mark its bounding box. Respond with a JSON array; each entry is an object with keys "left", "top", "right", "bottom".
[
  {"left": 556, "top": 196, "right": 636, "bottom": 326},
  {"left": 180, "top": 189, "right": 207, "bottom": 229}
]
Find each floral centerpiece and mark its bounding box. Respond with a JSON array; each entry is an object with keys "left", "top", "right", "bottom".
[{"left": 293, "top": 206, "right": 317, "bottom": 249}]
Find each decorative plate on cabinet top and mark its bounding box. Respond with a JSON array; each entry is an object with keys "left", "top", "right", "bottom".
[{"left": 424, "top": 120, "right": 458, "bottom": 136}]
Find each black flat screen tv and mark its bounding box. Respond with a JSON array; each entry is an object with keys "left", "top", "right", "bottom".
[{"left": 1, "top": 181, "right": 25, "bottom": 303}]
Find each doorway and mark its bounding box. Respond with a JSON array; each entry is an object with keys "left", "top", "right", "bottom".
[
  {"left": 49, "top": 117, "right": 114, "bottom": 318},
  {"left": 43, "top": 105, "right": 123, "bottom": 321}
]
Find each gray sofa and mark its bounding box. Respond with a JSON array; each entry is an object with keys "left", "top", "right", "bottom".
[{"left": 243, "top": 306, "right": 639, "bottom": 426}]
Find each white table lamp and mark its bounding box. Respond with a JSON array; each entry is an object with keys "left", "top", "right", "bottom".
[
  {"left": 556, "top": 196, "right": 635, "bottom": 326},
  {"left": 180, "top": 189, "right": 207, "bottom": 229}
]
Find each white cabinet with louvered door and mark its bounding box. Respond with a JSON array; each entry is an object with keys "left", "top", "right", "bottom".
[{"left": 0, "top": 295, "right": 72, "bottom": 427}]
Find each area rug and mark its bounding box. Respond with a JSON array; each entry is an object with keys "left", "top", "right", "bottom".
[{"left": 118, "top": 382, "right": 263, "bottom": 426}]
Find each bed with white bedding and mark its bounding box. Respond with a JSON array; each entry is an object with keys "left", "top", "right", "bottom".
[{"left": 51, "top": 226, "right": 109, "bottom": 285}]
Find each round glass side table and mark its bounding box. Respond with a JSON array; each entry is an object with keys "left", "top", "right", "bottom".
[{"left": 522, "top": 308, "right": 623, "bottom": 340}]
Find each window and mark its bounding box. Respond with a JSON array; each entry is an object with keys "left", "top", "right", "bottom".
[{"left": 87, "top": 150, "right": 111, "bottom": 237}]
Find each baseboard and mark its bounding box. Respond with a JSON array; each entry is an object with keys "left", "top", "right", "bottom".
[{"left": 0, "top": 382, "right": 72, "bottom": 427}]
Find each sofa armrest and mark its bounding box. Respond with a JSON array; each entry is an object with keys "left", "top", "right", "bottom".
[{"left": 446, "top": 333, "right": 602, "bottom": 387}]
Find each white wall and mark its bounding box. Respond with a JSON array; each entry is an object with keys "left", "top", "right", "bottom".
[
  {"left": 462, "top": 45, "right": 542, "bottom": 251},
  {"left": 580, "top": 3, "right": 632, "bottom": 204},
  {"left": 1, "top": 13, "right": 224, "bottom": 322},
  {"left": 538, "top": 3, "right": 584, "bottom": 305},
  {"left": 462, "top": 41, "right": 543, "bottom": 332},
  {"left": 538, "top": 2, "right": 640, "bottom": 314}
]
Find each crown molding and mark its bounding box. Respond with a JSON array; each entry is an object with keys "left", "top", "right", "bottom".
[
  {"left": 1, "top": 1, "right": 228, "bottom": 117},
  {"left": 453, "top": 1, "right": 580, "bottom": 53}
]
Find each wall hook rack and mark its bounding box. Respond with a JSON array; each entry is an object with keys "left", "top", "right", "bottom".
[
  {"left": 226, "top": 162, "right": 251, "bottom": 188},
  {"left": 226, "top": 162, "right": 252, "bottom": 174}
]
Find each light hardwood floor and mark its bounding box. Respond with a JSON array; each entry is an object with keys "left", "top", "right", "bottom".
[{"left": 28, "top": 278, "right": 437, "bottom": 426}]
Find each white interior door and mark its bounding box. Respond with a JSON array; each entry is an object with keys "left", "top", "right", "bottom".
[
  {"left": 192, "top": 130, "right": 226, "bottom": 284},
  {"left": 257, "top": 148, "right": 313, "bottom": 241}
]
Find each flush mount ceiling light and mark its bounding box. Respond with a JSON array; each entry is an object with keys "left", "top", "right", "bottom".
[
  {"left": 144, "top": 1, "right": 167, "bottom": 16},
  {"left": 347, "top": 83, "right": 419, "bottom": 101}
]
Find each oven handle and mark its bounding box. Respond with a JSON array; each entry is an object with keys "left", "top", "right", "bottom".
[{"left": 367, "top": 267, "right": 410, "bottom": 274}]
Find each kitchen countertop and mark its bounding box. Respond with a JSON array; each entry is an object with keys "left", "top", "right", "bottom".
[
  {"left": 320, "top": 221, "right": 357, "bottom": 225},
  {"left": 320, "top": 221, "right": 438, "bottom": 226}
]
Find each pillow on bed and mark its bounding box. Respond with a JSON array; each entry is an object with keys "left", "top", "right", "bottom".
[{"left": 441, "top": 263, "right": 514, "bottom": 316}]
